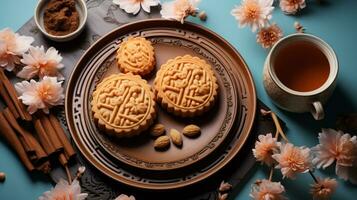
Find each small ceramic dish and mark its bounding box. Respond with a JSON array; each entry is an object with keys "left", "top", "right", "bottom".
[{"left": 34, "top": 0, "right": 87, "bottom": 42}]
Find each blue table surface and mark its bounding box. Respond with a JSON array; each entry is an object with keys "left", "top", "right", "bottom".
[{"left": 1, "top": 0, "right": 356, "bottom": 199}]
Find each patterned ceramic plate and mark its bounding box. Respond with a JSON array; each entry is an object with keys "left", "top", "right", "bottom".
[{"left": 65, "top": 19, "right": 256, "bottom": 189}]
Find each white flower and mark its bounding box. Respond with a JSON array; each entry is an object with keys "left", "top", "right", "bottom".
[
  {"left": 17, "top": 46, "right": 64, "bottom": 80},
  {"left": 160, "top": 0, "right": 200, "bottom": 24},
  {"left": 15, "top": 76, "right": 64, "bottom": 114},
  {"left": 38, "top": 179, "right": 88, "bottom": 200},
  {"left": 312, "top": 129, "right": 357, "bottom": 184},
  {"left": 115, "top": 194, "right": 136, "bottom": 200},
  {"left": 113, "top": 0, "right": 160, "bottom": 15},
  {"left": 0, "top": 28, "right": 34, "bottom": 71},
  {"left": 231, "top": 0, "right": 274, "bottom": 32}
]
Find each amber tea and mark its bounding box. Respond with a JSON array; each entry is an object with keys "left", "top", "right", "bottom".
[{"left": 273, "top": 41, "right": 330, "bottom": 92}]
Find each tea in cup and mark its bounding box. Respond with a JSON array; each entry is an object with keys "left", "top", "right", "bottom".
[{"left": 263, "top": 33, "right": 338, "bottom": 120}]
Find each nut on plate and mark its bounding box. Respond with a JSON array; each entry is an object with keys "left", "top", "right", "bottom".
[
  {"left": 183, "top": 124, "right": 201, "bottom": 138},
  {"left": 154, "top": 135, "right": 170, "bottom": 150},
  {"left": 169, "top": 128, "right": 183, "bottom": 147},
  {"left": 150, "top": 123, "right": 165, "bottom": 137}
]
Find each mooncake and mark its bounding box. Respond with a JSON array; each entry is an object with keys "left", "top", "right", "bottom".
[
  {"left": 154, "top": 55, "right": 218, "bottom": 117},
  {"left": 91, "top": 73, "right": 156, "bottom": 137},
  {"left": 116, "top": 37, "right": 155, "bottom": 76}
]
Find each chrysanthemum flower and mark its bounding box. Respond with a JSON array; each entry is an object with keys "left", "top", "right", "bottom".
[
  {"left": 38, "top": 179, "right": 88, "bottom": 200},
  {"left": 17, "top": 46, "right": 64, "bottom": 80},
  {"left": 160, "top": 0, "right": 200, "bottom": 24},
  {"left": 272, "top": 143, "right": 312, "bottom": 179},
  {"left": 15, "top": 76, "right": 64, "bottom": 114},
  {"left": 219, "top": 181, "right": 232, "bottom": 193},
  {"left": 256, "top": 23, "right": 283, "bottom": 48},
  {"left": 312, "top": 128, "right": 357, "bottom": 183},
  {"left": 0, "top": 28, "right": 33, "bottom": 71},
  {"left": 280, "top": 0, "right": 306, "bottom": 15},
  {"left": 115, "top": 194, "right": 136, "bottom": 200},
  {"left": 113, "top": 0, "right": 160, "bottom": 15},
  {"left": 310, "top": 177, "right": 337, "bottom": 200},
  {"left": 250, "top": 179, "right": 287, "bottom": 200},
  {"left": 253, "top": 133, "right": 281, "bottom": 166},
  {"left": 231, "top": 0, "right": 274, "bottom": 32}
]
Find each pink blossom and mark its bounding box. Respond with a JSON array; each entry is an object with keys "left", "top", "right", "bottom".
[
  {"left": 113, "top": 0, "right": 160, "bottom": 15},
  {"left": 310, "top": 177, "right": 337, "bottom": 200},
  {"left": 280, "top": 0, "right": 306, "bottom": 15},
  {"left": 0, "top": 28, "right": 33, "bottom": 71},
  {"left": 256, "top": 23, "right": 283, "bottom": 48},
  {"left": 253, "top": 133, "right": 281, "bottom": 166},
  {"left": 15, "top": 76, "right": 64, "bottom": 114},
  {"left": 231, "top": 0, "right": 274, "bottom": 32},
  {"left": 312, "top": 129, "right": 357, "bottom": 184},
  {"left": 115, "top": 194, "right": 136, "bottom": 200},
  {"left": 272, "top": 143, "right": 312, "bottom": 179},
  {"left": 160, "top": 0, "right": 200, "bottom": 23},
  {"left": 38, "top": 179, "right": 88, "bottom": 200},
  {"left": 17, "top": 46, "right": 64, "bottom": 80},
  {"left": 250, "top": 179, "right": 287, "bottom": 200}
]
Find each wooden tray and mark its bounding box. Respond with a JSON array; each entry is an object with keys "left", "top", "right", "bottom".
[{"left": 65, "top": 19, "right": 256, "bottom": 190}]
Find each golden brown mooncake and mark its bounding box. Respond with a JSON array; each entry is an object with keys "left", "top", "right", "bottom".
[
  {"left": 91, "top": 73, "right": 156, "bottom": 137},
  {"left": 154, "top": 55, "right": 219, "bottom": 117},
  {"left": 116, "top": 37, "right": 155, "bottom": 76}
]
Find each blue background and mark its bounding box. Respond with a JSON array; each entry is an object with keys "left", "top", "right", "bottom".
[{"left": 0, "top": 0, "right": 356, "bottom": 199}]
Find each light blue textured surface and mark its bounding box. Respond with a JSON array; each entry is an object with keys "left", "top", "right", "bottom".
[{"left": 0, "top": 0, "right": 356, "bottom": 199}]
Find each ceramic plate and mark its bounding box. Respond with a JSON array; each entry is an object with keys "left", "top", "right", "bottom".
[{"left": 65, "top": 19, "right": 256, "bottom": 189}]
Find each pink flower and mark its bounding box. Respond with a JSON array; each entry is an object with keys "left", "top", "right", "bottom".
[
  {"left": 310, "top": 178, "right": 337, "bottom": 200},
  {"left": 160, "top": 0, "right": 200, "bottom": 24},
  {"left": 15, "top": 76, "right": 64, "bottom": 114},
  {"left": 219, "top": 181, "right": 232, "bottom": 193},
  {"left": 114, "top": 194, "right": 136, "bottom": 200},
  {"left": 253, "top": 133, "right": 281, "bottom": 166},
  {"left": 38, "top": 179, "right": 88, "bottom": 200},
  {"left": 113, "top": 0, "right": 160, "bottom": 15},
  {"left": 17, "top": 46, "right": 64, "bottom": 80},
  {"left": 0, "top": 28, "right": 34, "bottom": 71},
  {"left": 250, "top": 179, "right": 287, "bottom": 200},
  {"left": 256, "top": 23, "right": 283, "bottom": 48},
  {"left": 231, "top": 0, "right": 274, "bottom": 32},
  {"left": 272, "top": 143, "right": 312, "bottom": 179},
  {"left": 312, "top": 129, "right": 357, "bottom": 184},
  {"left": 279, "top": 0, "right": 306, "bottom": 15}
]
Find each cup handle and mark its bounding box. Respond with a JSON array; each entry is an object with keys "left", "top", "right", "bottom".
[{"left": 311, "top": 101, "right": 324, "bottom": 120}]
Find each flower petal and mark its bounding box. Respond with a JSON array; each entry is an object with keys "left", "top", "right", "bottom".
[
  {"left": 12, "top": 34, "right": 34, "bottom": 55},
  {"left": 17, "top": 66, "right": 39, "bottom": 80}
]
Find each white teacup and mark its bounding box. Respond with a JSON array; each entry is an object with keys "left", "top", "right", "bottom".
[{"left": 263, "top": 33, "right": 338, "bottom": 120}]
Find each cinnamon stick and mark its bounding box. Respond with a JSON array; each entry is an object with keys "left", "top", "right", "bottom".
[
  {"left": 48, "top": 113, "right": 76, "bottom": 159},
  {"left": 38, "top": 112, "right": 63, "bottom": 152},
  {"left": 33, "top": 115, "right": 56, "bottom": 155},
  {"left": 0, "top": 81, "right": 19, "bottom": 119},
  {"left": 58, "top": 153, "right": 68, "bottom": 166},
  {"left": 0, "top": 112, "right": 34, "bottom": 171},
  {"left": 3, "top": 108, "right": 35, "bottom": 152},
  {"left": 3, "top": 108, "right": 47, "bottom": 162},
  {"left": 0, "top": 68, "right": 32, "bottom": 121}
]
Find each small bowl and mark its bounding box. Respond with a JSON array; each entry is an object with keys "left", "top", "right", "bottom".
[{"left": 34, "top": 0, "right": 87, "bottom": 42}]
